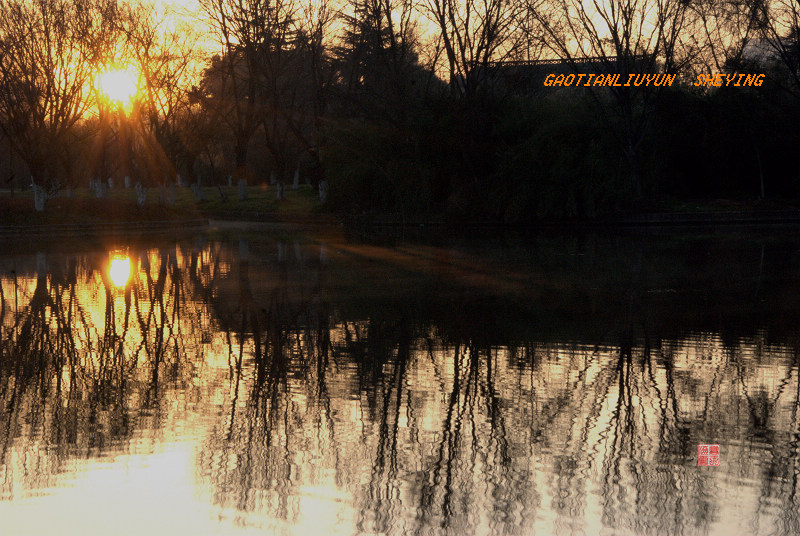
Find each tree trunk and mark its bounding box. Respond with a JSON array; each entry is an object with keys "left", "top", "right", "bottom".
[
  {"left": 626, "top": 148, "right": 643, "bottom": 199},
  {"left": 33, "top": 183, "right": 47, "bottom": 212}
]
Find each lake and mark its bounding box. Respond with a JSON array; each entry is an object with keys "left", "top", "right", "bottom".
[{"left": 1, "top": 224, "right": 799, "bottom": 535}]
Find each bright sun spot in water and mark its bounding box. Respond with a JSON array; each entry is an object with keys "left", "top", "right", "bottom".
[
  {"left": 96, "top": 68, "right": 139, "bottom": 105},
  {"left": 109, "top": 256, "right": 132, "bottom": 288}
]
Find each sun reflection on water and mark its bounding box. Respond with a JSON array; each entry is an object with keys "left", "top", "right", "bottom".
[
  {"left": 109, "top": 254, "right": 131, "bottom": 288},
  {"left": 1, "top": 235, "right": 800, "bottom": 536}
]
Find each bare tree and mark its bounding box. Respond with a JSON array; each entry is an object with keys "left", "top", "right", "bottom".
[
  {"left": 423, "top": 0, "right": 522, "bottom": 98},
  {"left": 245, "top": 0, "right": 306, "bottom": 189},
  {"left": 527, "top": 0, "right": 694, "bottom": 197},
  {"left": 182, "top": 85, "right": 229, "bottom": 190},
  {"left": 198, "top": 0, "right": 337, "bottom": 194},
  {"left": 120, "top": 1, "right": 198, "bottom": 184},
  {"left": 752, "top": 0, "right": 800, "bottom": 98},
  {"left": 687, "top": 0, "right": 764, "bottom": 74},
  {"left": 0, "top": 0, "right": 118, "bottom": 206},
  {"left": 294, "top": 0, "right": 337, "bottom": 182},
  {"left": 197, "top": 0, "right": 263, "bottom": 185}
]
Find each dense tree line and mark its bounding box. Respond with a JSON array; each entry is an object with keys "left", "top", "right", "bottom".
[{"left": 0, "top": 0, "right": 799, "bottom": 219}]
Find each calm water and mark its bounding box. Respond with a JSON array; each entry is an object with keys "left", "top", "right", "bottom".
[{"left": 2, "top": 226, "right": 800, "bottom": 536}]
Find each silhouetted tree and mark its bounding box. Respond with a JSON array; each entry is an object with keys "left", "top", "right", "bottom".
[
  {"left": 527, "top": 0, "right": 694, "bottom": 198},
  {"left": 423, "top": 0, "right": 522, "bottom": 99},
  {"left": 334, "top": 0, "right": 422, "bottom": 120},
  {"left": 752, "top": 0, "right": 800, "bottom": 98},
  {"left": 0, "top": 0, "right": 120, "bottom": 205},
  {"left": 120, "top": 0, "right": 198, "bottom": 184}
]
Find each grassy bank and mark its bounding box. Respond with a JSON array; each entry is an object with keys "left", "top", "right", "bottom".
[
  {"left": 0, "top": 184, "right": 323, "bottom": 226},
  {"left": 3, "top": 182, "right": 800, "bottom": 232}
]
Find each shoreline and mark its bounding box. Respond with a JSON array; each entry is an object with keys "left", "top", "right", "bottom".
[
  {"left": 3, "top": 209, "right": 800, "bottom": 239},
  {"left": 0, "top": 218, "right": 209, "bottom": 239}
]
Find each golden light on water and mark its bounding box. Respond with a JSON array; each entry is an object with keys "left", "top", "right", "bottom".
[
  {"left": 2, "top": 238, "right": 800, "bottom": 536},
  {"left": 109, "top": 255, "right": 132, "bottom": 287},
  {"left": 96, "top": 67, "right": 140, "bottom": 107}
]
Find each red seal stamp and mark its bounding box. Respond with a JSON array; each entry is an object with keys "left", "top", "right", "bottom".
[{"left": 698, "top": 444, "right": 720, "bottom": 466}]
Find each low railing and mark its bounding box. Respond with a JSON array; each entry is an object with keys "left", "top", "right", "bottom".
[{"left": 487, "top": 54, "right": 654, "bottom": 69}]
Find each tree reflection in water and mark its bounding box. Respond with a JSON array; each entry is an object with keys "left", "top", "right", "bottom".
[{"left": 1, "top": 233, "right": 800, "bottom": 535}]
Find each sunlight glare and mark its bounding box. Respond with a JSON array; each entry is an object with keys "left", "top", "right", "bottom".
[
  {"left": 109, "top": 255, "right": 132, "bottom": 288},
  {"left": 96, "top": 68, "right": 140, "bottom": 106}
]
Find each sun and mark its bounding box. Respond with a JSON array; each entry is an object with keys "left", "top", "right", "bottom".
[{"left": 96, "top": 67, "right": 140, "bottom": 106}]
